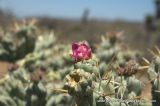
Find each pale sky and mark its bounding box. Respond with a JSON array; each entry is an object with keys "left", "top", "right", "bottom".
[{"left": 0, "top": 0, "right": 155, "bottom": 21}]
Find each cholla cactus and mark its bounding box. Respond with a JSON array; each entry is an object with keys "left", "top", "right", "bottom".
[
  {"left": 0, "top": 21, "right": 71, "bottom": 106},
  {"left": 0, "top": 21, "right": 155, "bottom": 106},
  {"left": 96, "top": 32, "right": 138, "bottom": 76},
  {"left": 64, "top": 41, "right": 147, "bottom": 106},
  {"left": 65, "top": 69, "right": 93, "bottom": 106},
  {"left": 146, "top": 47, "right": 160, "bottom": 106},
  {"left": 74, "top": 56, "right": 99, "bottom": 77},
  {"left": 64, "top": 41, "right": 96, "bottom": 106},
  {"left": 0, "top": 20, "right": 37, "bottom": 62},
  {"left": 117, "top": 60, "right": 139, "bottom": 76},
  {"left": 26, "top": 77, "right": 47, "bottom": 106}
]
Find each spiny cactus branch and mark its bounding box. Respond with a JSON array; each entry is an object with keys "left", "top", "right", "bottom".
[
  {"left": 142, "top": 57, "right": 150, "bottom": 64},
  {"left": 138, "top": 66, "right": 149, "bottom": 70},
  {"left": 52, "top": 88, "right": 68, "bottom": 93}
]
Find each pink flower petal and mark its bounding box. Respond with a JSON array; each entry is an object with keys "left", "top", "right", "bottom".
[
  {"left": 72, "top": 43, "right": 79, "bottom": 51},
  {"left": 71, "top": 41, "right": 92, "bottom": 63}
]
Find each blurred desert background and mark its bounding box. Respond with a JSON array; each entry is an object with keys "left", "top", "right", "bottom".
[{"left": 0, "top": 0, "right": 159, "bottom": 54}]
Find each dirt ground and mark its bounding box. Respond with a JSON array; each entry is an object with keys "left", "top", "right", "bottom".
[
  {"left": 136, "top": 70, "right": 152, "bottom": 101},
  {"left": 0, "top": 62, "right": 9, "bottom": 79}
]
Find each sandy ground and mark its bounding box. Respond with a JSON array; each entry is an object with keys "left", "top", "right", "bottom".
[
  {"left": 0, "top": 62, "right": 9, "bottom": 79},
  {"left": 136, "top": 70, "right": 152, "bottom": 101}
]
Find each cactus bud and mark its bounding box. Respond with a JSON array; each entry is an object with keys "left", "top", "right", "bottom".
[{"left": 71, "top": 41, "right": 92, "bottom": 63}]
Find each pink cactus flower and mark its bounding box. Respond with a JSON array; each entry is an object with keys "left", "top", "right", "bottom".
[{"left": 71, "top": 42, "right": 92, "bottom": 62}]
